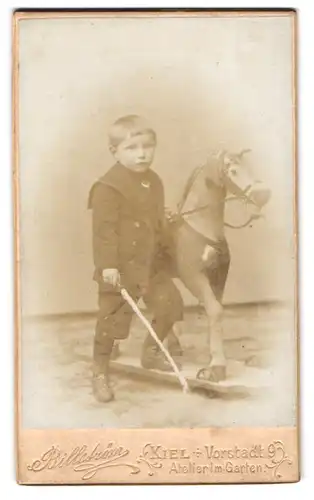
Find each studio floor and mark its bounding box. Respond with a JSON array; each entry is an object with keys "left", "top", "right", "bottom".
[{"left": 21, "top": 303, "right": 296, "bottom": 429}]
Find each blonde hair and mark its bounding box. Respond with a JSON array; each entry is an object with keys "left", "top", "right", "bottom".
[{"left": 108, "top": 114, "right": 157, "bottom": 148}]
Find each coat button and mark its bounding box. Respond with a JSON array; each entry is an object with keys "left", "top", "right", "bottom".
[
  {"left": 134, "top": 222, "right": 140, "bottom": 228},
  {"left": 132, "top": 241, "right": 137, "bottom": 246}
]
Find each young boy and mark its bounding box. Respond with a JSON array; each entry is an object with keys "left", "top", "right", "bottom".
[{"left": 88, "top": 115, "right": 183, "bottom": 403}]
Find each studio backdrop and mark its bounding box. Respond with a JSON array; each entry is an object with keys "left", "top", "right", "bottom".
[{"left": 18, "top": 15, "right": 295, "bottom": 316}]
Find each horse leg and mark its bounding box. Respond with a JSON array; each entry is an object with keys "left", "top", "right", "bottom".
[
  {"left": 174, "top": 222, "right": 228, "bottom": 380},
  {"left": 177, "top": 267, "right": 226, "bottom": 381},
  {"left": 111, "top": 341, "right": 121, "bottom": 360},
  {"left": 201, "top": 282, "right": 226, "bottom": 381}
]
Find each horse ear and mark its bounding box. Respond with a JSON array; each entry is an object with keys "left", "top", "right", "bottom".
[{"left": 238, "top": 148, "right": 251, "bottom": 159}]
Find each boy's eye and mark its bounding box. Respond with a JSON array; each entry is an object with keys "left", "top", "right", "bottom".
[{"left": 126, "top": 144, "right": 154, "bottom": 151}]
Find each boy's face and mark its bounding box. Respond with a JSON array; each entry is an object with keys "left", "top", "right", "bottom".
[{"left": 111, "top": 133, "right": 156, "bottom": 173}]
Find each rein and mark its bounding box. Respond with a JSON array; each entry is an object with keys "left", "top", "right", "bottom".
[
  {"left": 174, "top": 157, "right": 264, "bottom": 230},
  {"left": 176, "top": 164, "right": 205, "bottom": 214},
  {"left": 177, "top": 199, "right": 263, "bottom": 229},
  {"left": 223, "top": 196, "right": 264, "bottom": 229}
]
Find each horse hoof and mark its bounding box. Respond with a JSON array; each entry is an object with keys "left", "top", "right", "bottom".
[
  {"left": 245, "top": 354, "right": 268, "bottom": 368},
  {"left": 196, "top": 366, "right": 226, "bottom": 382}
]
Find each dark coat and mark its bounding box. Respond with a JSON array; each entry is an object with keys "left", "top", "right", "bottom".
[{"left": 88, "top": 163, "right": 166, "bottom": 292}]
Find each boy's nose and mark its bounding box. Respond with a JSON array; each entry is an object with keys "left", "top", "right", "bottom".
[{"left": 138, "top": 150, "right": 146, "bottom": 159}]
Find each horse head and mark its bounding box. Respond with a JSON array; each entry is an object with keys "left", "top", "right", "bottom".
[
  {"left": 176, "top": 148, "right": 271, "bottom": 231},
  {"left": 216, "top": 149, "right": 271, "bottom": 209}
]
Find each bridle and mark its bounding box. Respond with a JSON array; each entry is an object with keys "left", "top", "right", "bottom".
[
  {"left": 173, "top": 151, "right": 264, "bottom": 230},
  {"left": 223, "top": 195, "right": 264, "bottom": 229}
]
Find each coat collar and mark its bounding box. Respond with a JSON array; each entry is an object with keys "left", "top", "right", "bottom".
[{"left": 88, "top": 163, "right": 157, "bottom": 209}]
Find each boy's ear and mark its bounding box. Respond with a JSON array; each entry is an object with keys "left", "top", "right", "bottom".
[{"left": 109, "top": 145, "right": 117, "bottom": 155}]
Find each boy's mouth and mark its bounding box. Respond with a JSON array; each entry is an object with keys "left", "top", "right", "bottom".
[{"left": 135, "top": 162, "right": 150, "bottom": 168}]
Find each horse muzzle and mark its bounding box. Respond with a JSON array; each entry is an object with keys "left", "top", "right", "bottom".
[{"left": 247, "top": 183, "right": 271, "bottom": 208}]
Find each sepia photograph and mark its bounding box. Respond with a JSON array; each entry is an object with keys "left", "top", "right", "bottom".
[{"left": 14, "top": 9, "right": 298, "bottom": 484}]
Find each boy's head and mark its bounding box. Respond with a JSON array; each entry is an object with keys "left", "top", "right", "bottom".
[{"left": 108, "top": 115, "right": 157, "bottom": 173}]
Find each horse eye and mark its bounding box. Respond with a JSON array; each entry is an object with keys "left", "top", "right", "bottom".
[{"left": 230, "top": 168, "right": 237, "bottom": 175}]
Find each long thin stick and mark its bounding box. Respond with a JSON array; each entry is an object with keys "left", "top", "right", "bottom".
[{"left": 120, "top": 287, "right": 189, "bottom": 393}]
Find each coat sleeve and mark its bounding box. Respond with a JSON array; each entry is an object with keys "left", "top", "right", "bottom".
[{"left": 90, "top": 183, "right": 120, "bottom": 270}]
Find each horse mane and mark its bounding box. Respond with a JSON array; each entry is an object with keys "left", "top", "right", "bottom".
[{"left": 177, "top": 150, "right": 234, "bottom": 214}]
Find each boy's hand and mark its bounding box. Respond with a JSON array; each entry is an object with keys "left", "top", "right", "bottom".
[{"left": 102, "top": 268, "right": 121, "bottom": 287}]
